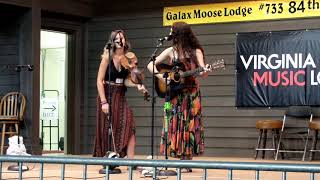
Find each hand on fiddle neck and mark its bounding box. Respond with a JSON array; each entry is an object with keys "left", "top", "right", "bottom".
[
  {"left": 137, "top": 84, "right": 148, "bottom": 94},
  {"left": 137, "top": 84, "right": 150, "bottom": 101}
]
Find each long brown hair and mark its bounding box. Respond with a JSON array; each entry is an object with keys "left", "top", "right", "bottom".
[
  {"left": 171, "top": 22, "right": 204, "bottom": 64},
  {"left": 101, "top": 30, "right": 131, "bottom": 61}
]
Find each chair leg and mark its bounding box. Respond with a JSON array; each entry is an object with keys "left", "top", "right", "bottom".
[
  {"left": 272, "top": 129, "right": 277, "bottom": 159},
  {"left": 262, "top": 129, "right": 267, "bottom": 159},
  {"left": 8, "top": 126, "right": 12, "bottom": 136},
  {"left": 309, "top": 130, "right": 318, "bottom": 161},
  {"left": 277, "top": 129, "right": 285, "bottom": 159},
  {"left": 302, "top": 128, "right": 311, "bottom": 161},
  {"left": 1, "top": 124, "right": 6, "bottom": 155},
  {"left": 15, "top": 124, "right": 19, "bottom": 135},
  {"left": 254, "top": 129, "right": 263, "bottom": 159},
  {"left": 275, "top": 129, "right": 284, "bottom": 160}
]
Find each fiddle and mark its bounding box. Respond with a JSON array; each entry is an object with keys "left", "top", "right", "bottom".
[
  {"left": 120, "top": 52, "right": 136, "bottom": 69},
  {"left": 121, "top": 52, "right": 150, "bottom": 101}
]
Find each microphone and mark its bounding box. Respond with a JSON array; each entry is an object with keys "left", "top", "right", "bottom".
[
  {"left": 14, "top": 65, "right": 33, "bottom": 72},
  {"left": 119, "top": 37, "right": 123, "bottom": 47},
  {"left": 114, "top": 37, "right": 123, "bottom": 48},
  {"left": 27, "top": 65, "right": 33, "bottom": 71},
  {"left": 158, "top": 34, "right": 173, "bottom": 42},
  {"left": 104, "top": 41, "right": 112, "bottom": 49}
]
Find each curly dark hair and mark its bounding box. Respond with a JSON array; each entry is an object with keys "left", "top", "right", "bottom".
[{"left": 171, "top": 22, "right": 204, "bottom": 63}]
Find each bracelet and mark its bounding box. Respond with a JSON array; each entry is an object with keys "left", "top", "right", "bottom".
[{"left": 100, "top": 100, "right": 108, "bottom": 105}]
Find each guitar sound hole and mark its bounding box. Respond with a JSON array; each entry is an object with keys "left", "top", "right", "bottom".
[{"left": 173, "top": 73, "right": 180, "bottom": 82}]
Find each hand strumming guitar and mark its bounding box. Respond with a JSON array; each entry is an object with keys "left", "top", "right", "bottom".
[{"left": 156, "top": 73, "right": 171, "bottom": 85}]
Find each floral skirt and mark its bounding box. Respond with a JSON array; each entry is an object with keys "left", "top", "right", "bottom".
[{"left": 160, "top": 89, "right": 204, "bottom": 159}]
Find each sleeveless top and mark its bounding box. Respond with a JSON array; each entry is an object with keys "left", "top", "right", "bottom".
[
  {"left": 171, "top": 49, "right": 199, "bottom": 90},
  {"left": 104, "top": 59, "right": 129, "bottom": 83}
]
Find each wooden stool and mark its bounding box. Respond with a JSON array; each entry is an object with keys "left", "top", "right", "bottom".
[
  {"left": 308, "top": 121, "right": 320, "bottom": 160},
  {"left": 254, "top": 120, "right": 282, "bottom": 159}
]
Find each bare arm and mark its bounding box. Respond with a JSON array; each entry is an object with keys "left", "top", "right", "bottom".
[
  {"left": 124, "top": 75, "right": 149, "bottom": 94},
  {"left": 147, "top": 47, "right": 172, "bottom": 79},
  {"left": 97, "top": 51, "right": 109, "bottom": 103},
  {"left": 196, "top": 49, "right": 208, "bottom": 78},
  {"left": 124, "top": 78, "right": 136, "bottom": 87}
]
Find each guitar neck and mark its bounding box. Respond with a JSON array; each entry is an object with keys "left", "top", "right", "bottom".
[{"left": 180, "top": 67, "right": 204, "bottom": 78}]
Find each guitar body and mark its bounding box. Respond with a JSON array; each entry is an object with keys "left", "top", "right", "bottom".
[
  {"left": 155, "top": 59, "right": 225, "bottom": 99},
  {"left": 155, "top": 64, "right": 174, "bottom": 99},
  {"left": 155, "top": 64, "right": 188, "bottom": 99}
]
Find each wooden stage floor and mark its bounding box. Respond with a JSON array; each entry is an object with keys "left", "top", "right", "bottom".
[{"left": 1, "top": 155, "right": 320, "bottom": 179}]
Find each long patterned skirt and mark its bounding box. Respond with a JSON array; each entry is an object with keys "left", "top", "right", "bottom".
[
  {"left": 160, "top": 89, "right": 205, "bottom": 159},
  {"left": 93, "top": 84, "right": 135, "bottom": 158}
]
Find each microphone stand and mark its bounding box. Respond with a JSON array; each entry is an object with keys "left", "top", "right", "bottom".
[
  {"left": 157, "top": 72, "right": 177, "bottom": 176},
  {"left": 148, "top": 40, "right": 163, "bottom": 159},
  {"left": 99, "top": 42, "right": 121, "bottom": 174},
  {"left": 148, "top": 39, "right": 176, "bottom": 176}
]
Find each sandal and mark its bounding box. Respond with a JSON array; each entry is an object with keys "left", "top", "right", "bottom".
[{"left": 180, "top": 168, "right": 192, "bottom": 173}]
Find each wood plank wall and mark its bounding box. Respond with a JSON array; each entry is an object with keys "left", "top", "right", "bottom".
[
  {"left": 0, "top": 0, "right": 95, "bottom": 17},
  {"left": 0, "top": 22, "right": 20, "bottom": 96},
  {"left": 86, "top": 9, "right": 320, "bottom": 157}
]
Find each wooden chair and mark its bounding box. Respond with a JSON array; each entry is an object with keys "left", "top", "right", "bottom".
[{"left": 0, "top": 92, "right": 26, "bottom": 155}]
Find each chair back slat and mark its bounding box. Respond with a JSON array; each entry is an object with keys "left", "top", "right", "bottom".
[{"left": 5, "top": 94, "right": 17, "bottom": 117}]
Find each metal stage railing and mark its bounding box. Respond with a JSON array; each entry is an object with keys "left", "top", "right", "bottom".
[{"left": 0, "top": 155, "right": 319, "bottom": 180}]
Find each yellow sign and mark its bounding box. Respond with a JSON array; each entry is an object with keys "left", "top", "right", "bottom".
[{"left": 163, "top": 0, "right": 320, "bottom": 26}]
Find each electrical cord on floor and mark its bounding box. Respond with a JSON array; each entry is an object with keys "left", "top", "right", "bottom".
[
  {"left": 2, "top": 170, "right": 169, "bottom": 180},
  {"left": 1, "top": 175, "right": 108, "bottom": 179}
]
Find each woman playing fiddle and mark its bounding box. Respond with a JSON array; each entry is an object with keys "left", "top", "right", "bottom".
[{"left": 93, "top": 30, "right": 148, "bottom": 160}]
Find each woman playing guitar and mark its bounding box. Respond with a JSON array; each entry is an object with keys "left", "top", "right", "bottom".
[{"left": 147, "top": 21, "right": 210, "bottom": 172}]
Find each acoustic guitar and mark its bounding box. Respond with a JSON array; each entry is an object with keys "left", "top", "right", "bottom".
[{"left": 155, "top": 59, "right": 225, "bottom": 99}]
